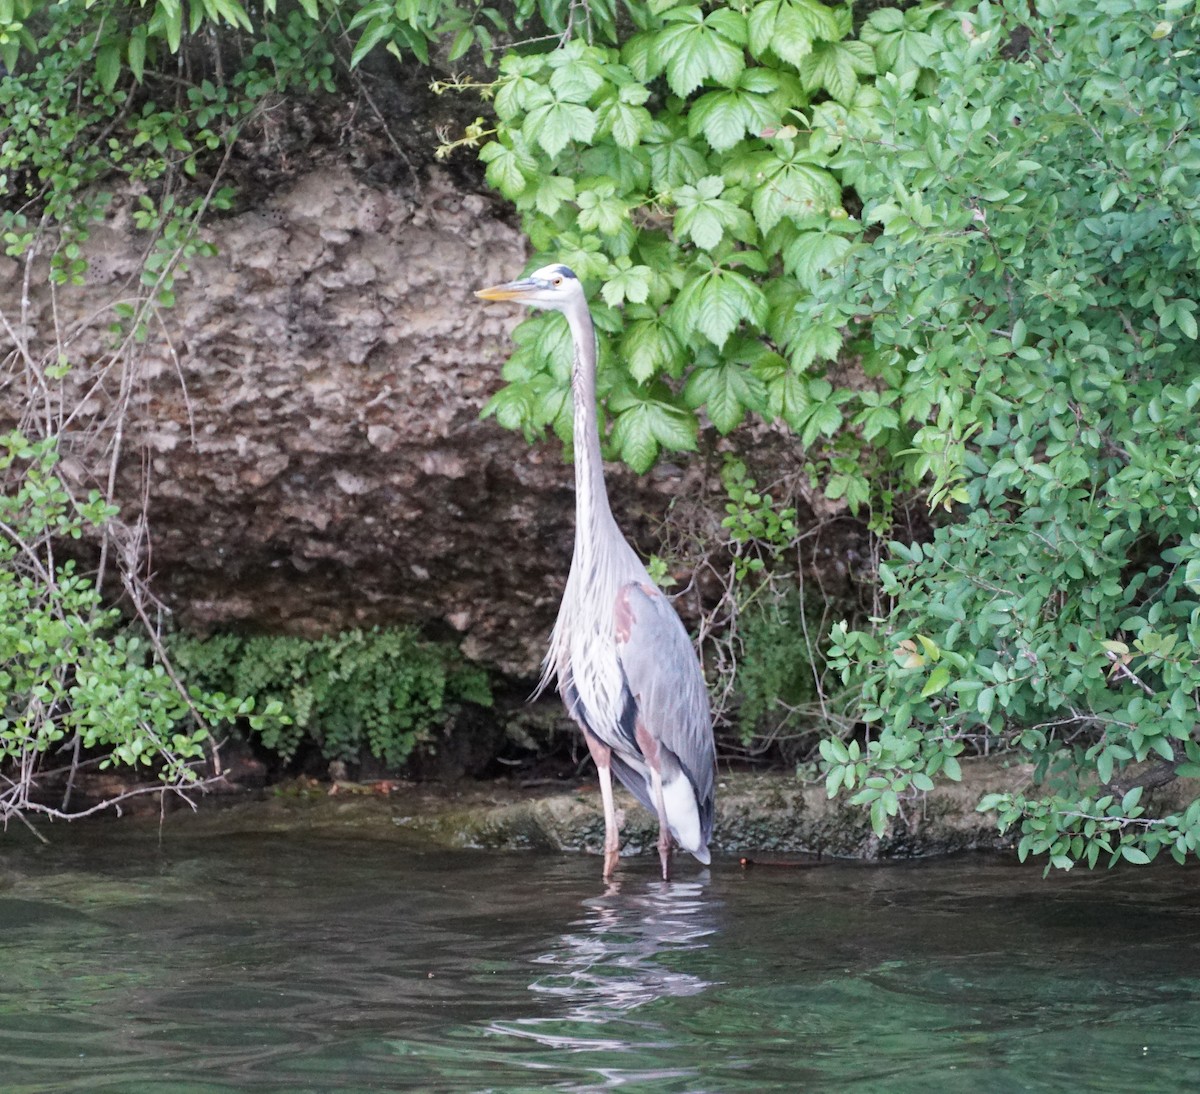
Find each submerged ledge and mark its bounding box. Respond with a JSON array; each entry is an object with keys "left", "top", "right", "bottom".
[{"left": 133, "top": 762, "right": 1032, "bottom": 861}]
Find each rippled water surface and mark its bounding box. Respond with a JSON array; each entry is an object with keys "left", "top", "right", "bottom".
[{"left": 2, "top": 826, "right": 1200, "bottom": 1092}]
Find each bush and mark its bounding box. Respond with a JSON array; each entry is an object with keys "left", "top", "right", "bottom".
[
  {"left": 169, "top": 628, "right": 493, "bottom": 769},
  {"left": 813, "top": 0, "right": 1200, "bottom": 868},
  {"left": 0, "top": 432, "right": 274, "bottom": 819}
]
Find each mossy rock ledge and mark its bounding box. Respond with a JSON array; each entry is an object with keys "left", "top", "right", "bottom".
[{"left": 142, "top": 760, "right": 1083, "bottom": 861}]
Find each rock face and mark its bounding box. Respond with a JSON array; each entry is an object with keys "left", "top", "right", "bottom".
[{"left": 0, "top": 161, "right": 707, "bottom": 677}]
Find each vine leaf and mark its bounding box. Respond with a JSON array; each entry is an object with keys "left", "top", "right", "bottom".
[
  {"left": 751, "top": 150, "right": 842, "bottom": 232},
  {"left": 621, "top": 319, "right": 685, "bottom": 383},
  {"left": 747, "top": 0, "right": 841, "bottom": 68},
  {"left": 601, "top": 263, "right": 653, "bottom": 307},
  {"left": 671, "top": 267, "right": 769, "bottom": 349},
  {"left": 688, "top": 84, "right": 778, "bottom": 151},
  {"left": 798, "top": 39, "right": 875, "bottom": 105},
  {"left": 609, "top": 397, "right": 699, "bottom": 472},
  {"left": 784, "top": 227, "right": 856, "bottom": 289},
  {"left": 576, "top": 182, "right": 628, "bottom": 236},
  {"left": 655, "top": 6, "right": 747, "bottom": 98},
  {"left": 479, "top": 138, "right": 537, "bottom": 198},
  {"left": 673, "top": 175, "right": 752, "bottom": 251},
  {"left": 684, "top": 361, "right": 767, "bottom": 434},
  {"left": 523, "top": 100, "right": 597, "bottom": 158},
  {"left": 861, "top": 6, "right": 938, "bottom": 75}
]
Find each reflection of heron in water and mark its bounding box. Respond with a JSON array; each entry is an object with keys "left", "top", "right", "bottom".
[{"left": 488, "top": 878, "right": 718, "bottom": 1056}]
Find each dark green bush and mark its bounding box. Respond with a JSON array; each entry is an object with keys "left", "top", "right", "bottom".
[{"left": 814, "top": 0, "right": 1200, "bottom": 867}]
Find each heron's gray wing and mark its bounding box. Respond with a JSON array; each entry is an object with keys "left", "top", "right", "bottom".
[
  {"left": 613, "top": 581, "right": 715, "bottom": 840},
  {"left": 560, "top": 665, "right": 658, "bottom": 819}
]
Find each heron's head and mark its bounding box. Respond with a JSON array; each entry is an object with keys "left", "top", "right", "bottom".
[{"left": 475, "top": 263, "right": 583, "bottom": 313}]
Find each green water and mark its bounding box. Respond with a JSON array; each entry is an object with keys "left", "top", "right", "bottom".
[{"left": 1, "top": 828, "right": 1198, "bottom": 1092}]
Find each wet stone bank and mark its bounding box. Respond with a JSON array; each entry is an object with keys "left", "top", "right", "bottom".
[{"left": 134, "top": 764, "right": 1027, "bottom": 862}]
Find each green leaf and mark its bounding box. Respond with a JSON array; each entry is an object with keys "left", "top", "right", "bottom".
[
  {"left": 645, "top": 123, "right": 711, "bottom": 189},
  {"left": 599, "top": 99, "right": 653, "bottom": 148},
  {"left": 783, "top": 229, "right": 855, "bottom": 290},
  {"left": 751, "top": 153, "right": 842, "bottom": 232},
  {"left": 673, "top": 175, "right": 752, "bottom": 252},
  {"left": 350, "top": 17, "right": 394, "bottom": 68},
  {"left": 764, "top": 369, "right": 811, "bottom": 430},
  {"left": 619, "top": 319, "right": 686, "bottom": 381},
  {"left": 788, "top": 321, "right": 842, "bottom": 368},
  {"left": 861, "top": 7, "right": 935, "bottom": 74},
  {"left": 549, "top": 49, "right": 607, "bottom": 103},
  {"left": 576, "top": 183, "right": 628, "bottom": 237},
  {"left": 163, "top": 0, "right": 183, "bottom": 51},
  {"left": 622, "top": 319, "right": 685, "bottom": 383},
  {"left": 1177, "top": 304, "right": 1198, "bottom": 341},
  {"left": 127, "top": 28, "right": 147, "bottom": 83},
  {"left": 656, "top": 7, "right": 747, "bottom": 97},
  {"left": 921, "top": 664, "right": 950, "bottom": 697},
  {"left": 479, "top": 139, "right": 537, "bottom": 198},
  {"left": 601, "top": 264, "right": 653, "bottom": 307},
  {"left": 671, "top": 267, "right": 769, "bottom": 349},
  {"left": 683, "top": 361, "right": 766, "bottom": 434},
  {"left": 610, "top": 399, "right": 699, "bottom": 471},
  {"left": 96, "top": 43, "right": 121, "bottom": 94},
  {"left": 524, "top": 100, "right": 597, "bottom": 158},
  {"left": 688, "top": 89, "right": 750, "bottom": 152},
  {"left": 798, "top": 39, "right": 874, "bottom": 105},
  {"left": 869, "top": 795, "right": 888, "bottom": 836},
  {"left": 688, "top": 86, "right": 777, "bottom": 151},
  {"left": 799, "top": 396, "right": 843, "bottom": 447},
  {"left": 533, "top": 175, "right": 576, "bottom": 216},
  {"left": 747, "top": 0, "right": 840, "bottom": 67}
]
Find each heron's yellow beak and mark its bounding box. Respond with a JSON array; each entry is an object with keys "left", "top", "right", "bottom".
[{"left": 475, "top": 278, "right": 537, "bottom": 302}]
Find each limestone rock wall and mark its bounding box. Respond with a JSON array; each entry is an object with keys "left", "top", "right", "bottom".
[{"left": 0, "top": 163, "right": 706, "bottom": 677}]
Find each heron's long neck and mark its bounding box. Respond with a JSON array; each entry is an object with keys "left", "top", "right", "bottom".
[{"left": 565, "top": 307, "right": 615, "bottom": 547}]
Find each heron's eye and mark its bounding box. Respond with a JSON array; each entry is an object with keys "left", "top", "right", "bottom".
[{"left": 553, "top": 276, "right": 563, "bottom": 286}]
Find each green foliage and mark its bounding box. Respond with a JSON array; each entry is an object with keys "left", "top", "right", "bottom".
[
  {"left": 817, "top": 0, "right": 1200, "bottom": 868},
  {"left": 700, "top": 456, "right": 858, "bottom": 756},
  {"left": 472, "top": 0, "right": 943, "bottom": 473},
  {"left": 734, "top": 593, "right": 818, "bottom": 745},
  {"left": 1, "top": 2, "right": 341, "bottom": 242},
  {"left": 169, "top": 628, "right": 493, "bottom": 768},
  {"left": 0, "top": 432, "right": 277, "bottom": 818},
  {"left": 721, "top": 457, "right": 796, "bottom": 582},
  {"left": 347, "top": 0, "right": 600, "bottom": 68}
]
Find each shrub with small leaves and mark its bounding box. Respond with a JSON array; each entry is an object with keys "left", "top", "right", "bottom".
[{"left": 816, "top": 0, "right": 1200, "bottom": 869}]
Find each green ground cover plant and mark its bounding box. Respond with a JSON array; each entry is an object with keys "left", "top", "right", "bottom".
[{"left": 169, "top": 628, "right": 492, "bottom": 768}]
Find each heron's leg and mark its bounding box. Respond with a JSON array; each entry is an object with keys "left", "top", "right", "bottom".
[
  {"left": 649, "top": 767, "right": 673, "bottom": 881},
  {"left": 584, "top": 732, "right": 621, "bottom": 878}
]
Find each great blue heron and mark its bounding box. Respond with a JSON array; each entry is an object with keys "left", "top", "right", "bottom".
[{"left": 476, "top": 263, "right": 715, "bottom": 880}]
